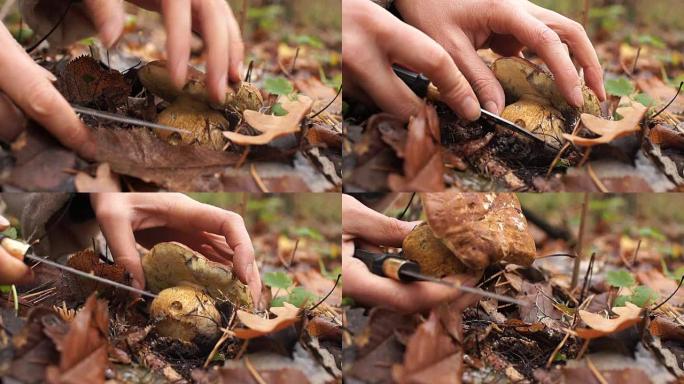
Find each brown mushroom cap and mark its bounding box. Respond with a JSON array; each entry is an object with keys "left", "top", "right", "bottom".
[
  {"left": 500, "top": 99, "right": 565, "bottom": 146},
  {"left": 492, "top": 57, "right": 601, "bottom": 119},
  {"left": 420, "top": 192, "right": 536, "bottom": 270},
  {"left": 138, "top": 60, "right": 264, "bottom": 112},
  {"left": 402, "top": 222, "right": 467, "bottom": 277},
  {"left": 142, "top": 242, "right": 252, "bottom": 308},
  {"left": 149, "top": 285, "right": 221, "bottom": 345},
  {"left": 154, "top": 96, "right": 229, "bottom": 149}
]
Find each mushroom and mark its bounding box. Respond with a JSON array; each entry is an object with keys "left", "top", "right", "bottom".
[
  {"left": 491, "top": 57, "right": 601, "bottom": 145},
  {"left": 142, "top": 242, "right": 253, "bottom": 345},
  {"left": 138, "top": 60, "right": 264, "bottom": 149},
  {"left": 402, "top": 192, "right": 536, "bottom": 277}
]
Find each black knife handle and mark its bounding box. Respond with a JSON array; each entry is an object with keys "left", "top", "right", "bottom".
[
  {"left": 0, "top": 235, "right": 34, "bottom": 266},
  {"left": 392, "top": 65, "right": 430, "bottom": 98},
  {"left": 353, "top": 249, "right": 422, "bottom": 282}
]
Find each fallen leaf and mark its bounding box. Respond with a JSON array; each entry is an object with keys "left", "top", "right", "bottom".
[
  {"left": 56, "top": 56, "right": 131, "bottom": 110},
  {"left": 224, "top": 95, "right": 314, "bottom": 145},
  {"left": 563, "top": 97, "right": 647, "bottom": 147},
  {"left": 388, "top": 103, "right": 445, "bottom": 191},
  {"left": 294, "top": 77, "right": 341, "bottom": 115},
  {"left": 637, "top": 76, "right": 684, "bottom": 114},
  {"left": 74, "top": 163, "right": 121, "bottom": 192},
  {"left": 575, "top": 302, "right": 642, "bottom": 339},
  {"left": 233, "top": 302, "right": 301, "bottom": 339}
]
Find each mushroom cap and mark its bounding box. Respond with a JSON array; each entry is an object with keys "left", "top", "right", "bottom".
[
  {"left": 155, "top": 96, "right": 229, "bottom": 150},
  {"left": 402, "top": 222, "right": 467, "bottom": 277},
  {"left": 142, "top": 242, "right": 252, "bottom": 308},
  {"left": 420, "top": 192, "right": 536, "bottom": 270},
  {"left": 138, "top": 60, "right": 263, "bottom": 111},
  {"left": 149, "top": 285, "right": 221, "bottom": 345},
  {"left": 492, "top": 57, "right": 601, "bottom": 119},
  {"left": 500, "top": 99, "right": 565, "bottom": 147}
]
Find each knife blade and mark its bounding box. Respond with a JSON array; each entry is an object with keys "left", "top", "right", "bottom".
[
  {"left": 0, "top": 235, "right": 158, "bottom": 299},
  {"left": 392, "top": 65, "right": 561, "bottom": 151},
  {"left": 71, "top": 104, "right": 192, "bottom": 135}
]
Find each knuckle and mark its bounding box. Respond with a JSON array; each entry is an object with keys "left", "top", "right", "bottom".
[
  {"left": 569, "top": 21, "right": 586, "bottom": 35},
  {"left": 423, "top": 49, "right": 452, "bottom": 76},
  {"left": 23, "top": 82, "right": 60, "bottom": 118},
  {"left": 534, "top": 27, "right": 561, "bottom": 47}
]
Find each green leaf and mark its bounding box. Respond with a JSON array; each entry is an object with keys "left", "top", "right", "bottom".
[
  {"left": 613, "top": 295, "right": 629, "bottom": 307},
  {"left": 1, "top": 227, "right": 17, "bottom": 240},
  {"left": 263, "top": 271, "right": 293, "bottom": 290},
  {"left": 630, "top": 285, "right": 659, "bottom": 307},
  {"left": 264, "top": 76, "right": 293, "bottom": 96},
  {"left": 286, "top": 287, "right": 318, "bottom": 308},
  {"left": 290, "top": 34, "right": 324, "bottom": 49},
  {"left": 633, "top": 93, "right": 655, "bottom": 108},
  {"left": 605, "top": 77, "right": 635, "bottom": 97},
  {"left": 0, "top": 285, "right": 10, "bottom": 294},
  {"left": 669, "top": 266, "right": 684, "bottom": 281},
  {"left": 636, "top": 34, "right": 666, "bottom": 49},
  {"left": 553, "top": 353, "right": 567, "bottom": 362},
  {"left": 638, "top": 226, "right": 666, "bottom": 241},
  {"left": 271, "top": 103, "right": 289, "bottom": 116},
  {"left": 271, "top": 296, "right": 287, "bottom": 307},
  {"left": 293, "top": 226, "right": 323, "bottom": 241},
  {"left": 606, "top": 269, "right": 636, "bottom": 288}
]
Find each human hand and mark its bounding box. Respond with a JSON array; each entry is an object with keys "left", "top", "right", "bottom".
[
  {"left": 0, "top": 215, "right": 33, "bottom": 285},
  {"left": 90, "top": 193, "right": 261, "bottom": 303},
  {"left": 394, "top": 0, "right": 606, "bottom": 115},
  {"left": 342, "top": 194, "right": 479, "bottom": 313},
  {"left": 0, "top": 25, "right": 95, "bottom": 158},
  {"left": 127, "top": 0, "right": 244, "bottom": 103},
  {"left": 342, "top": 0, "right": 481, "bottom": 122}
]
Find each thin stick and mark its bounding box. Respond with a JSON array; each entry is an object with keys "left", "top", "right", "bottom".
[
  {"left": 651, "top": 275, "right": 684, "bottom": 312},
  {"left": 631, "top": 46, "right": 642, "bottom": 74},
  {"left": 250, "top": 164, "right": 269, "bottom": 192},
  {"left": 631, "top": 239, "right": 642, "bottom": 265},
  {"left": 571, "top": 193, "right": 590, "bottom": 289},
  {"left": 652, "top": 82, "right": 683, "bottom": 119},
  {"left": 587, "top": 164, "right": 608, "bottom": 192},
  {"left": 244, "top": 356, "right": 267, "bottom": 384},
  {"left": 290, "top": 47, "right": 300, "bottom": 74},
  {"left": 586, "top": 357, "right": 608, "bottom": 384},
  {"left": 309, "top": 86, "right": 342, "bottom": 120},
  {"left": 396, "top": 193, "right": 416, "bottom": 220},
  {"left": 546, "top": 331, "right": 570, "bottom": 368},
  {"left": 287, "top": 239, "right": 300, "bottom": 268}
]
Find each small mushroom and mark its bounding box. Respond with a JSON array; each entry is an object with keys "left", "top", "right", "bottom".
[
  {"left": 138, "top": 60, "right": 264, "bottom": 148},
  {"left": 142, "top": 242, "right": 253, "bottom": 345},
  {"left": 402, "top": 192, "right": 536, "bottom": 276}
]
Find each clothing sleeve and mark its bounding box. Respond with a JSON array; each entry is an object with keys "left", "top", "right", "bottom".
[{"left": 19, "top": 0, "right": 97, "bottom": 48}]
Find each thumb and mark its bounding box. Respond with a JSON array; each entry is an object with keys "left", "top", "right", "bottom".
[
  {"left": 343, "top": 195, "right": 418, "bottom": 247},
  {"left": 0, "top": 214, "right": 10, "bottom": 231},
  {"left": 83, "top": 0, "right": 125, "bottom": 48}
]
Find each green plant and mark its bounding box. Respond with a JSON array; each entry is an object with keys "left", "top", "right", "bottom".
[
  {"left": 607, "top": 268, "right": 659, "bottom": 307},
  {"left": 263, "top": 271, "right": 318, "bottom": 308}
]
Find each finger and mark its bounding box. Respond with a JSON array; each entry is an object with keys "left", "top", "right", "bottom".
[
  {"left": 0, "top": 92, "right": 26, "bottom": 142},
  {"left": 83, "top": 0, "right": 125, "bottom": 48},
  {"left": 0, "top": 28, "right": 95, "bottom": 159},
  {"left": 196, "top": 0, "right": 229, "bottom": 104},
  {"left": 385, "top": 23, "right": 480, "bottom": 121},
  {"left": 99, "top": 220, "right": 145, "bottom": 291},
  {"left": 342, "top": 194, "right": 417, "bottom": 248},
  {"left": 532, "top": 7, "right": 606, "bottom": 101},
  {"left": 161, "top": 0, "right": 192, "bottom": 89},
  {"left": 224, "top": 3, "right": 244, "bottom": 82},
  {"left": 0, "top": 248, "right": 32, "bottom": 285},
  {"left": 199, "top": 244, "right": 232, "bottom": 265},
  {"left": 0, "top": 214, "right": 10, "bottom": 231},
  {"left": 202, "top": 231, "right": 235, "bottom": 258},
  {"left": 490, "top": 7, "right": 584, "bottom": 108},
  {"left": 343, "top": 256, "right": 466, "bottom": 313},
  {"left": 441, "top": 28, "right": 506, "bottom": 114}
]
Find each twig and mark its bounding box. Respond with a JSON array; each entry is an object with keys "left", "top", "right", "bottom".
[
  {"left": 244, "top": 60, "right": 254, "bottom": 83},
  {"left": 652, "top": 82, "right": 683, "bottom": 119},
  {"left": 546, "top": 142, "right": 571, "bottom": 178},
  {"left": 309, "top": 274, "right": 342, "bottom": 312},
  {"left": 522, "top": 206, "right": 574, "bottom": 242},
  {"left": 309, "top": 85, "right": 342, "bottom": 120},
  {"left": 579, "top": 252, "right": 596, "bottom": 305},
  {"left": 396, "top": 193, "right": 416, "bottom": 220},
  {"left": 290, "top": 47, "right": 300, "bottom": 74},
  {"left": 26, "top": 0, "right": 74, "bottom": 52},
  {"left": 244, "top": 356, "right": 267, "bottom": 384},
  {"left": 651, "top": 275, "right": 684, "bottom": 312},
  {"left": 587, "top": 164, "right": 608, "bottom": 192},
  {"left": 631, "top": 46, "right": 642, "bottom": 74},
  {"left": 546, "top": 331, "right": 570, "bottom": 368},
  {"left": 631, "top": 239, "right": 642, "bottom": 265},
  {"left": 586, "top": 356, "right": 608, "bottom": 384},
  {"left": 571, "top": 193, "right": 590, "bottom": 289},
  {"left": 235, "top": 146, "right": 251, "bottom": 169},
  {"left": 250, "top": 164, "right": 269, "bottom": 192}
]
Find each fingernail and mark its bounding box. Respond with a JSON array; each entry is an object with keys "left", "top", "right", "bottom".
[
  {"left": 0, "top": 216, "right": 9, "bottom": 227},
  {"left": 243, "top": 262, "right": 254, "bottom": 283},
  {"left": 100, "top": 23, "right": 119, "bottom": 49},
  {"left": 484, "top": 101, "right": 499, "bottom": 115},
  {"left": 463, "top": 96, "right": 481, "bottom": 121},
  {"left": 572, "top": 85, "right": 584, "bottom": 107}
]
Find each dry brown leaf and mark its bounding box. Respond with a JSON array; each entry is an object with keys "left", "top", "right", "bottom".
[
  {"left": 563, "top": 97, "right": 647, "bottom": 147},
  {"left": 637, "top": 76, "right": 684, "bottom": 114},
  {"left": 74, "top": 163, "right": 121, "bottom": 192},
  {"left": 233, "top": 302, "right": 301, "bottom": 339},
  {"left": 224, "top": 95, "right": 314, "bottom": 145},
  {"left": 575, "top": 302, "right": 642, "bottom": 339},
  {"left": 57, "top": 56, "right": 130, "bottom": 109},
  {"left": 388, "top": 103, "right": 445, "bottom": 191}
]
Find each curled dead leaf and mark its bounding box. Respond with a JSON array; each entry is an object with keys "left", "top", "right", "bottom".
[
  {"left": 575, "top": 302, "right": 642, "bottom": 339},
  {"left": 233, "top": 302, "right": 301, "bottom": 339},
  {"left": 563, "top": 98, "right": 647, "bottom": 147},
  {"left": 224, "top": 95, "right": 314, "bottom": 145}
]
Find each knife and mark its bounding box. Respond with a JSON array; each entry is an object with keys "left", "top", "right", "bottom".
[
  {"left": 0, "top": 235, "right": 158, "bottom": 299},
  {"left": 354, "top": 249, "right": 526, "bottom": 306},
  {"left": 392, "top": 65, "right": 561, "bottom": 151},
  {"left": 71, "top": 104, "right": 192, "bottom": 135}
]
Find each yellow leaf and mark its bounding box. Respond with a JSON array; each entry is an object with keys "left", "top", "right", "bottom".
[
  {"left": 232, "top": 302, "right": 301, "bottom": 339},
  {"left": 575, "top": 302, "right": 642, "bottom": 339},
  {"left": 562, "top": 97, "right": 647, "bottom": 147},
  {"left": 223, "top": 95, "right": 313, "bottom": 145}
]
